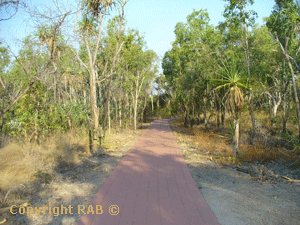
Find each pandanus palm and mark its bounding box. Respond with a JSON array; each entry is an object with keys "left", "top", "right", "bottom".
[
  {"left": 86, "top": 0, "right": 115, "bottom": 17},
  {"left": 213, "top": 58, "right": 248, "bottom": 157},
  {"left": 36, "top": 25, "right": 61, "bottom": 59},
  {"left": 78, "top": 16, "right": 96, "bottom": 33}
]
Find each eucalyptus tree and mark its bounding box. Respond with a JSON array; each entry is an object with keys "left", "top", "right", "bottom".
[
  {"left": 249, "top": 25, "right": 284, "bottom": 128},
  {"left": 0, "top": 46, "right": 10, "bottom": 95},
  {"left": 36, "top": 24, "right": 64, "bottom": 104},
  {"left": 0, "top": 12, "right": 69, "bottom": 119},
  {"left": 126, "top": 38, "right": 157, "bottom": 129},
  {"left": 163, "top": 9, "right": 223, "bottom": 126},
  {"left": 0, "top": 45, "right": 10, "bottom": 131},
  {"left": 98, "top": 16, "right": 127, "bottom": 136},
  {"left": 265, "top": 0, "right": 300, "bottom": 137},
  {"left": 73, "top": 0, "right": 128, "bottom": 154}
]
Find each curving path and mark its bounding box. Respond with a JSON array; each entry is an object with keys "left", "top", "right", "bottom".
[{"left": 77, "top": 119, "right": 220, "bottom": 225}]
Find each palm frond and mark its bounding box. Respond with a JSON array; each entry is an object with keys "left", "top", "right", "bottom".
[{"left": 212, "top": 56, "right": 248, "bottom": 115}]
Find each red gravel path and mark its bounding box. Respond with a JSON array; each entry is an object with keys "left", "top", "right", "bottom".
[{"left": 77, "top": 119, "right": 220, "bottom": 225}]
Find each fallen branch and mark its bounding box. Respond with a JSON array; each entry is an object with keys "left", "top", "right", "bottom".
[{"left": 280, "top": 175, "right": 300, "bottom": 183}]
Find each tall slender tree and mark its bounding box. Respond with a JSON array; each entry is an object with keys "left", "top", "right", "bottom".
[{"left": 74, "top": 0, "right": 128, "bottom": 154}]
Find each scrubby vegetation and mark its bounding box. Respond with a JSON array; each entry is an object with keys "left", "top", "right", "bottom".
[
  {"left": 1, "top": 0, "right": 300, "bottom": 223},
  {"left": 0, "top": 0, "right": 160, "bottom": 222},
  {"left": 162, "top": 0, "right": 300, "bottom": 167}
]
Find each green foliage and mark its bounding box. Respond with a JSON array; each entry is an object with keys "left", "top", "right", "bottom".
[
  {"left": 3, "top": 78, "right": 89, "bottom": 139},
  {"left": 78, "top": 16, "right": 97, "bottom": 34},
  {"left": 84, "top": 0, "right": 115, "bottom": 17},
  {"left": 212, "top": 57, "right": 248, "bottom": 117},
  {"left": 249, "top": 25, "right": 279, "bottom": 84},
  {"left": 222, "top": 0, "right": 257, "bottom": 27},
  {"left": 0, "top": 46, "right": 10, "bottom": 72},
  {"left": 213, "top": 57, "right": 249, "bottom": 91},
  {"left": 265, "top": 0, "right": 300, "bottom": 45},
  {"left": 163, "top": 9, "right": 224, "bottom": 119}
]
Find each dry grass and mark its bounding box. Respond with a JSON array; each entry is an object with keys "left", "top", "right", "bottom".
[
  {"left": 0, "top": 125, "right": 147, "bottom": 205},
  {"left": 170, "top": 119, "right": 235, "bottom": 164},
  {"left": 191, "top": 127, "right": 235, "bottom": 163},
  {"left": 0, "top": 128, "right": 90, "bottom": 219},
  {"left": 0, "top": 129, "right": 88, "bottom": 191},
  {"left": 170, "top": 114, "right": 300, "bottom": 166},
  {"left": 238, "top": 144, "right": 299, "bottom": 164},
  {"left": 0, "top": 125, "right": 147, "bottom": 224}
]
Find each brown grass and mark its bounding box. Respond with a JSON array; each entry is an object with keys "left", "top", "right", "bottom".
[
  {"left": 238, "top": 144, "right": 299, "bottom": 163},
  {"left": 170, "top": 113, "right": 300, "bottom": 166},
  {"left": 0, "top": 128, "right": 90, "bottom": 218},
  {"left": 0, "top": 125, "right": 147, "bottom": 217},
  {"left": 0, "top": 129, "right": 88, "bottom": 191}
]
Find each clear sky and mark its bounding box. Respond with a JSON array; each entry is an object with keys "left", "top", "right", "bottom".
[
  {"left": 0, "top": 0, "right": 275, "bottom": 68},
  {"left": 124, "top": 0, "right": 275, "bottom": 59}
]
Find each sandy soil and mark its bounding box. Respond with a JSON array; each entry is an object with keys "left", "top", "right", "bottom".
[{"left": 170, "top": 122, "right": 300, "bottom": 225}]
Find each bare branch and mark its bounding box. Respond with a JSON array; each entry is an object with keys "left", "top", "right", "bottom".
[
  {"left": 0, "top": 76, "right": 13, "bottom": 100},
  {"left": 0, "top": 0, "right": 20, "bottom": 21},
  {"left": 0, "top": 60, "right": 52, "bottom": 118},
  {"left": 0, "top": 10, "right": 69, "bottom": 118},
  {"left": 93, "top": 8, "right": 106, "bottom": 65}
]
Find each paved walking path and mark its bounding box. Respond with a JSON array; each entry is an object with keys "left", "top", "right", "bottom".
[{"left": 77, "top": 119, "right": 220, "bottom": 225}]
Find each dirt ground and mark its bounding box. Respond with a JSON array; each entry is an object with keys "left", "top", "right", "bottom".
[{"left": 169, "top": 120, "right": 300, "bottom": 225}]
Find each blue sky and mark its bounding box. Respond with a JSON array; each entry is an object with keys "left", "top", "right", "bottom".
[
  {"left": 0, "top": 0, "right": 275, "bottom": 66},
  {"left": 124, "top": 0, "right": 275, "bottom": 59}
]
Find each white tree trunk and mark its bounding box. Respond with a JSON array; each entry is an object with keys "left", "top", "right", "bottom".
[
  {"left": 232, "top": 117, "right": 239, "bottom": 157},
  {"left": 134, "top": 91, "right": 138, "bottom": 130},
  {"left": 119, "top": 99, "right": 122, "bottom": 127}
]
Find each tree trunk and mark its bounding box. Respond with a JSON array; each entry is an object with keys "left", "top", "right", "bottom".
[
  {"left": 103, "top": 76, "right": 112, "bottom": 137},
  {"left": 126, "top": 93, "right": 129, "bottom": 129},
  {"left": 192, "top": 102, "right": 195, "bottom": 118},
  {"left": 132, "top": 71, "right": 145, "bottom": 130},
  {"left": 142, "top": 96, "right": 147, "bottom": 123},
  {"left": 108, "top": 99, "right": 111, "bottom": 134},
  {"left": 151, "top": 90, "right": 154, "bottom": 114},
  {"left": 54, "top": 72, "right": 57, "bottom": 104},
  {"left": 157, "top": 89, "right": 160, "bottom": 112},
  {"left": 70, "top": 83, "right": 72, "bottom": 102},
  {"left": 282, "top": 88, "right": 290, "bottom": 133},
  {"left": 232, "top": 116, "right": 239, "bottom": 157},
  {"left": 268, "top": 98, "right": 274, "bottom": 128},
  {"left": 249, "top": 92, "right": 257, "bottom": 133},
  {"left": 133, "top": 78, "right": 140, "bottom": 130},
  {"left": 58, "top": 82, "right": 62, "bottom": 104},
  {"left": 217, "top": 100, "right": 220, "bottom": 129},
  {"left": 83, "top": 89, "right": 87, "bottom": 106},
  {"left": 90, "top": 68, "right": 99, "bottom": 155},
  {"left": 287, "top": 58, "right": 300, "bottom": 139},
  {"left": 203, "top": 97, "right": 208, "bottom": 129},
  {"left": 244, "top": 23, "right": 258, "bottom": 134},
  {"left": 184, "top": 110, "right": 189, "bottom": 128},
  {"left": 114, "top": 97, "right": 118, "bottom": 127},
  {"left": 134, "top": 98, "right": 137, "bottom": 130},
  {"left": 282, "top": 99, "right": 288, "bottom": 133},
  {"left": 129, "top": 100, "right": 132, "bottom": 129},
  {"left": 282, "top": 59, "right": 288, "bottom": 133},
  {"left": 119, "top": 98, "right": 122, "bottom": 127}
]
